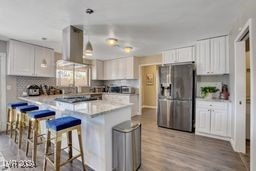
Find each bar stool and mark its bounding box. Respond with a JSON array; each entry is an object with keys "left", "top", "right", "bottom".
[
  {"left": 6, "top": 102, "right": 28, "bottom": 138},
  {"left": 26, "top": 109, "right": 56, "bottom": 163},
  {"left": 43, "top": 116, "right": 86, "bottom": 171},
  {"left": 14, "top": 105, "right": 39, "bottom": 149}
]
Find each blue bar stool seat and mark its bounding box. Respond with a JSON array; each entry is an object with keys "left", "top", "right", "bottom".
[
  {"left": 26, "top": 110, "right": 56, "bottom": 163},
  {"left": 14, "top": 105, "right": 39, "bottom": 149},
  {"left": 6, "top": 102, "right": 28, "bottom": 138},
  {"left": 43, "top": 116, "right": 85, "bottom": 171}
]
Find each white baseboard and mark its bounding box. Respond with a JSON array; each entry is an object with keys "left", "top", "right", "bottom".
[
  {"left": 230, "top": 138, "right": 235, "bottom": 151},
  {"left": 142, "top": 105, "right": 157, "bottom": 109},
  {"left": 195, "top": 131, "right": 231, "bottom": 142}
]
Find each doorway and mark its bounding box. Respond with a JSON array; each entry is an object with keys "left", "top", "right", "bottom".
[
  {"left": 234, "top": 19, "right": 255, "bottom": 171},
  {"left": 140, "top": 65, "right": 159, "bottom": 113},
  {"left": 239, "top": 36, "right": 251, "bottom": 170},
  {"left": 0, "top": 53, "right": 7, "bottom": 131}
]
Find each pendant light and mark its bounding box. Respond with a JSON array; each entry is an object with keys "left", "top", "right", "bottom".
[{"left": 84, "top": 8, "right": 94, "bottom": 57}]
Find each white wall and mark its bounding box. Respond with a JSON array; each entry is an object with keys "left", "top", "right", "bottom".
[{"left": 228, "top": 0, "right": 256, "bottom": 170}]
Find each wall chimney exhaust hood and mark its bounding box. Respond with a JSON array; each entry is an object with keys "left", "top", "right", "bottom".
[{"left": 61, "top": 25, "right": 92, "bottom": 65}]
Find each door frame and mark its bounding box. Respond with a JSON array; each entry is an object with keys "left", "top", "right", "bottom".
[
  {"left": 139, "top": 63, "right": 161, "bottom": 115},
  {"left": 0, "top": 52, "right": 7, "bottom": 131},
  {"left": 234, "top": 18, "right": 255, "bottom": 170}
]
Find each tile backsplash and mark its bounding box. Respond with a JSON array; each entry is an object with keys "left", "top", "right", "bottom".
[
  {"left": 104, "top": 80, "right": 139, "bottom": 88},
  {"left": 196, "top": 75, "right": 230, "bottom": 97},
  {"left": 16, "top": 76, "right": 56, "bottom": 96}
]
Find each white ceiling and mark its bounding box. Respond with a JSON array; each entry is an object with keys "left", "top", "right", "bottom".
[{"left": 0, "top": 0, "right": 243, "bottom": 60}]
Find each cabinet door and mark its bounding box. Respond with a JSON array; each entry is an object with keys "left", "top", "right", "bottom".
[
  {"left": 196, "top": 40, "right": 211, "bottom": 75},
  {"left": 111, "top": 59, "right": 118, "bottom": 80},
  {"left": 196, "top": 108, "right": 211, "bottom": 134},
  {"left": 210, "top": 109, "right": 228, "bottom": 136},
  {"left": 92, "top": 60, "right": 104, "bottom": 80},
  {"left": 8, "top": 40, "right": 35, "bottom": 76},
  {"left": 118, "top": 58, "right": 127, "bottom": 79},
  {"left": 91, "top": 60, "right": 97, "bottom": 80},
  {"left": 126, "top": 57, "right": 134, "bottom": 79},
  {"left": 34, "top": 47, "right": 55, "bottom": 77},
  {"left": 177, "top": 47, "right": 194, "bottom": 63},
  {"left": 104, "top": 60, "right": 112, "bottom": 80},
  {"left": 210, "top": 36, "right": 228, "bottom": 74},
  {"left": 162, "top": 50, "right": 176, "bottom": 64},
  {"left": 162, "top": 51, "right": 167, "bottom": 64}
]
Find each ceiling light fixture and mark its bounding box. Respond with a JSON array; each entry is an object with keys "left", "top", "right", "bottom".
[
  {"left": 84, "top": 8, "right": 94, "bottom": 58},
  {"left": 40, "top": 59, "right": 47, "bottom": 68},
  {"left": 106, "top": 38, "right": 118, "bottom": 46},
  {"left": 123, "top": 46, "right": 133, "bottom": 53}
]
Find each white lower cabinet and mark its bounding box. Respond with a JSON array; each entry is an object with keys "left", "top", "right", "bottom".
[
  {"left": 210, "top": 109, "right": 228, "bottom": 136},
  {"left": 196, "top": 108, "right": 211, "bottom": 134},
  {"left": 196, "top": 100, "right": 231, "bottom": 140}
]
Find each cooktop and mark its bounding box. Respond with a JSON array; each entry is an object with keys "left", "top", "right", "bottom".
[{"left": 55, "top": 96, "right": 98, "bottom": 103}]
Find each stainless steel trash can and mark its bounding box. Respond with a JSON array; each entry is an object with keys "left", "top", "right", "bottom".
[{"left": 112, "top": 120, "right": 141, "bottom": 171}]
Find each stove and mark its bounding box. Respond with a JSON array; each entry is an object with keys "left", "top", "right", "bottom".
[{"left": 55, "top": 96, "right": 98, "bottom": 103}]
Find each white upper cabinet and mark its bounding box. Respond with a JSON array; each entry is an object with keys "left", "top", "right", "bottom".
[
  {"left": 8, "top": 40, "right": 55, "bottom": 77},
  {"left": 162, "top": 50, "right": 176, "bottom": 64},
  {"left": 103, "top": 57, "right": 137, "bottom": 80},
  {"left": 104, "top": 60, "right": 112, "bottom": 80},
  {"left": 162, "top": 46, "right": 194, "bottom": 64},
  {"left": 8, "top": 40, "right": 35, "bottom": 76},
  {"left": 196, "top": 36, "right": 229, "bottom": 75},
  {"left": 176, "top": 47, "right": 194, "bottom": 63},
  {"left": 125, "top": 57, "right": 137, "bottom": 79},
  {"left": 92, "top": 60, "right": 104, "bottom": 80},
  {"left": 34, "top": 46, "right": 55, "bottom": 77},
  {"left": 210, "top": 36, "right": 229, "bottom": 74},
  {"left": 196, "top": 39, "right": 211, "bottom": 75}
]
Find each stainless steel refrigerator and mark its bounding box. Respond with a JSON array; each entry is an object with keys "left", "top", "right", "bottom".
[{"left": 157, "top": 63, "right": 195, "bottom": 132}]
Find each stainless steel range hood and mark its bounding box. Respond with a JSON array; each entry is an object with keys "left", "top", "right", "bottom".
[{"left": 62, "top": 25, "right": 92, "bottom": 65}]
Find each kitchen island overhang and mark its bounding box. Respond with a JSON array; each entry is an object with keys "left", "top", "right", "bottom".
[{"left": 19, "top": 96, "right": 133, "bottom": 171}]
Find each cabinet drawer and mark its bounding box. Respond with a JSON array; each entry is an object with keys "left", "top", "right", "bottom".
[{"left": 196, "top": 100, "right": 228, "bottom": 110}]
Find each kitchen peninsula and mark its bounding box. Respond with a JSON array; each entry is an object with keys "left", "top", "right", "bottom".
[{"left": 19, "top": 95, "right": 133, "bottom": 171}]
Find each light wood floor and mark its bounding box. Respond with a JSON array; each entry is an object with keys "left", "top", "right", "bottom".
[
  {"left": 134, "top": 108, "right": 246, "bottom": 171},
  {"left": 0, "top": 108, "right": 246, "bottom": 171}
]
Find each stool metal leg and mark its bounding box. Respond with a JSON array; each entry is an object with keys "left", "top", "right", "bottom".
[
  {"left": 14, "top": 113, "right": 19, "bottom": 143},
  {"left": 67, "top": 131, "right": 73, "bottom": 163},
  {"left": 54, "top": 134, "right": 62, "bottom": 171},
  {"left": 43, "top": 129, "right": 51, "bottom": 171},
  {"left": 10, "top": 109, "right": 15, "bottom": 138},
  {"left": 5, "top": 108, "right": 10, "bottom": 135},
  {"left": 77, "top": 126, "right": 86, "bottom": 171},
  {"left": 26, "top": 119, "right": 32, "bottom": 156},
  {"left": 18, "top": 113, "right": 24, "bottom": 149},
  {"left": 32, "top": 120, "right": 39, "bottom": 163}
]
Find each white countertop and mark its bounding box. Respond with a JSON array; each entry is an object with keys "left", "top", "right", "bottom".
[
  {"left": 19, "top": 95, "right": 133, "bottom": 118},
  {"left": 196, "top": 97, "right": 231, "bottom": 103},
  {"left": 102, "top": 92, "right": 139, "bottom": 96}
]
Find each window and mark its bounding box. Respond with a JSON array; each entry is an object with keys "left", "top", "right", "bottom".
[{"left": 56, "top": 60, "right": 91, "bottom": 87}]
